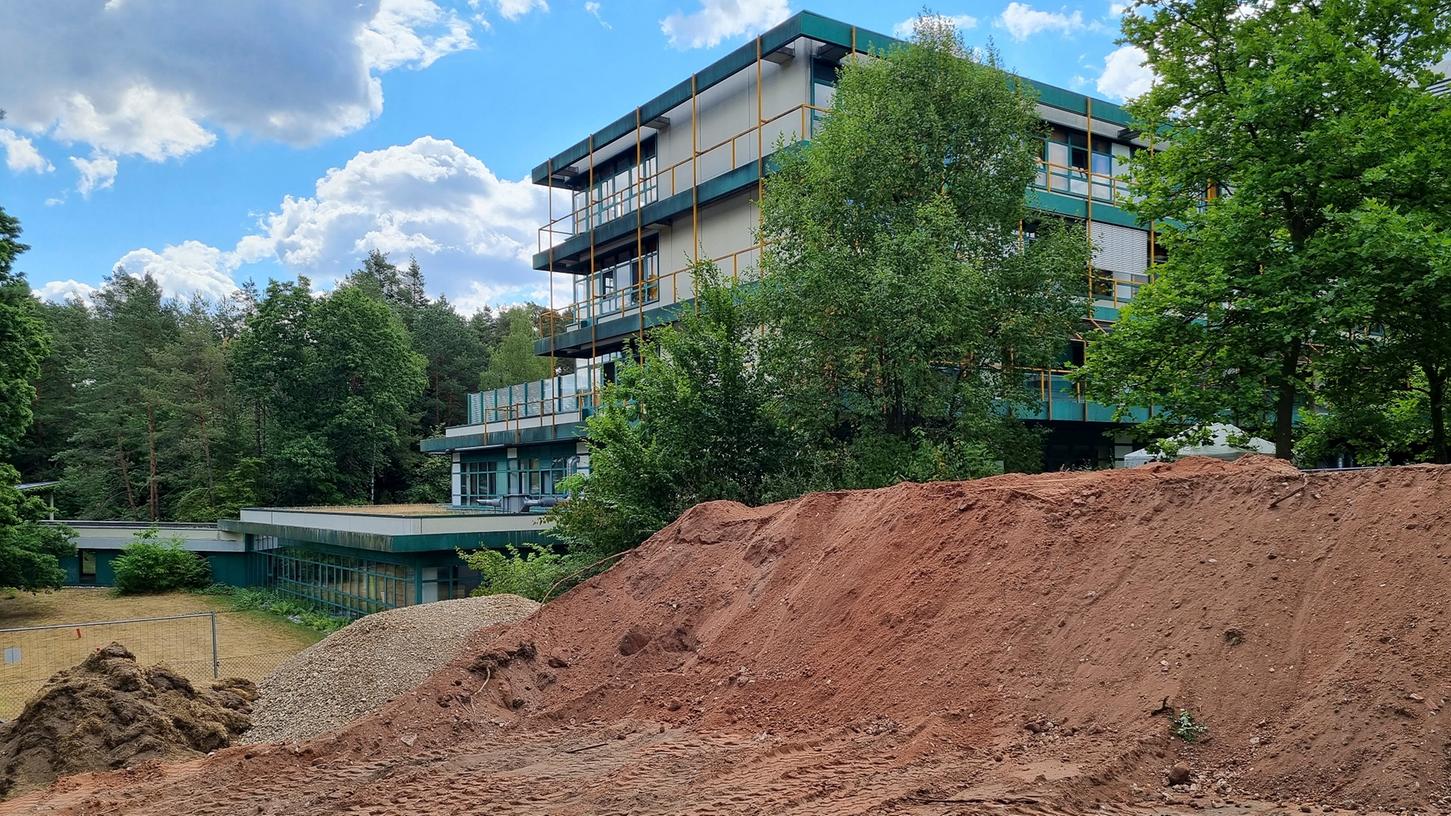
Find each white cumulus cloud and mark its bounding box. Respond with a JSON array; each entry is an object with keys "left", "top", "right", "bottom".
[
  {"left": 362, "top": 0, "right": 477, "bottom": 72},
  {"left": 661, "top": 0, "right": 791, "bottom": 49},
  {"left": 0, "top": 129, "right": 52, "bottom": 173},
  {"left": 70, "top": 154, "right": 118, "bottom": 197},
  {"left": 892, "top": 13, "right": 979, "bottom": 38},
  {"left": 0, "top": 0, "right": 475, "bottom": 171},
  {"left": 100, "top": 137, "right": 564, "bottom": 313},
  {"left": 997, "top": 2, "right": 1085, "bottom": 41},
  {"left": 1096, "top": 44, "right": 1154, "bottom": 100},
  {"left": 112, "top": 241, "right": 243, "bottom": 301},
  {"left": 34, "top": 279, "right": 99, "bottom": 304}
]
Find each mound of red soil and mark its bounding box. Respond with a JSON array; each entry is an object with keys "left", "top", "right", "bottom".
[
  {"left": 8, "top": 457, "right": 1450, "bottom": 814},
  {"left": 396, "top": 455, "right": 1450, "bottom": 807},
  {"left": 0, "top": 643, "right": 255, "bottom": 798}
]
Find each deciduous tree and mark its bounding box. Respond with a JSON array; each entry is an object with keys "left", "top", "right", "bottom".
[
  {"left": 759, "top": 17, "right": 1088, "bottom": 483},
  {"left": 1077, "top": 0, "right": 1451, "bottom": 456}
]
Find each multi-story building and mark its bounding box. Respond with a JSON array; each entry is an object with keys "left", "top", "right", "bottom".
[{"left": 423, "top": 10, "right": 1158, "bottom": 522}]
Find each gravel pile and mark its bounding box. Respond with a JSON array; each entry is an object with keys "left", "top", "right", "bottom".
[{"left": 243, "top": 594, "right": 539, "bottom": 744}]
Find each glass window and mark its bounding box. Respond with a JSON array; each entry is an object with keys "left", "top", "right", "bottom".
[
  {"left": 79, "top": 550, "right": 97, "bottom": 583},
  {"left": 573, "top": 137, "right": 658, "bottom": 234},
  {"left": 459, "top": 459, "right": 500, "bottom": 505},
  {"left": 811, "top": 59, "right": 838, "bottom": 134},
  {"left": 575, "top": 236, "right": 660, "bottom": 321},
  {"left": 509, "top": 457, "right": 568, "bottom": 497}
]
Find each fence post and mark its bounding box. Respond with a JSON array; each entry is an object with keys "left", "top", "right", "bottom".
[{"left": 209, "top": 612, "right": 219, "bottom": 679}]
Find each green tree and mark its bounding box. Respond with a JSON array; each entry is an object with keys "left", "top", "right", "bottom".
[
  {"left": 59, "top": 272, "right": 179, "bottom": 519},
  {"left": 1307, "top": 199, "right": 1451, "bottom": 463},
  {"left": 230, "top": 278, "right": 316, "bottom": 462},
  {"left": 759, "top": 18, "right": 1088, "bottom": 484},
  {"left": 0, "top": 206, "right": 73, "bottom": 590},
  {"left": 411, "top": 297, "right": 488, "bottom": 429},
  {"left": 155, "top": 298, "right": 253, "bottom": 519},
  {"left": 14, "top": 294, "right": 90, "bottom": 485},
  {"left": 1077, "top": 0, "right": 1451, "bottom": 456},
  {"left": 311, "top": 285, "right": 427, "bottom": 503},
  {"left": 549, "top": 262, "right": 784, "bottom": 554},
  {"left": 479, "top": 306, "right": 554, "bottom": 391},
  {"left": 0, "top": 208, "right": 47, "bottom": 443}
]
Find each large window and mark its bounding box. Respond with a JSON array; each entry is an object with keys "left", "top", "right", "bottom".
[
  {"left": 459, "top": 459, "right": 499, "bottom": 505},
  {"left": 509, "top": 457, "right": 568, "bottom": 496},
  {"left": 1037, "top": 125, "right": 1134, "bottom": 203},
  {"left": 572, "top": 137, "right": 658, "bottom": 234},
  {"left": 574, "top": 236, "right": 660, "bottom": 320}
]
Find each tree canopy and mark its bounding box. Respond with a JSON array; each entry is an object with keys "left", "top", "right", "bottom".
[
  {"left": 552, "top": 20, "right": 1092, "bottom": 556},
  {"left": 17, "top": 249, "right": 553, "bottom": 519},
  {"left": 0, "top": 206, "right": 73, "bottom": 590},
  {"left": 759, "top": 16, "right": 1088, "bottom": 483},
  {"left": 1076, "top": 0, "right": 1451, "bottom": 459}
]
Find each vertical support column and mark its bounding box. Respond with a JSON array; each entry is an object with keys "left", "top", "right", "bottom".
[
  {"left": 546, "top": 160, "right": 556, "bottom": 383},
  {"left": 755, "top": 35, "right": 764, "bottom": 285},
  {"left": 1147, "top": 134, "right": 1157, "bottom": 288},
  {"left": 414, "top": 564, "right": 424, "bottom": 607},
  {"left": 636, "top": 107, "right": 645, "bottom": 343},
  {"left": 1085, "top": 96, "right": 1095, "bottom": 318},
  {"left": 587, "top": 135, "right": 598, "bottom": 380},
  {"left": 209, "top": 612, "right": 219, "bottom": 679},
  {"left": 691, "top": 72, "right": 700, "bottom": 307}
]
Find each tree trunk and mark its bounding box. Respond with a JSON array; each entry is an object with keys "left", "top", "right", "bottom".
[
  {"left": 1273, "top": 340, "right": 1300, "bottom": 460},
  {"left": 199, "top": 409, "right": 215, "bottom": 497},
  {"left": 116, "top": 435, "right": 137, "bottom": 511},
  {"left": 146, "top": 404, "right": 160, "bottom": 521},
  {"left": 1428, "top": 365, "right": 1448, "bottom": 465}
]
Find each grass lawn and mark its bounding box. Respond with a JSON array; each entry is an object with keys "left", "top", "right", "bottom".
[{"left": 0, "top": 588, "right": 323, "bottom": 718}]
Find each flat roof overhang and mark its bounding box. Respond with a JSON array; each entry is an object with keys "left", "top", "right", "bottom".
[
  {"left": 420, "top": 420, "right": 587, "bottom": 454},
  {"left": 534, "top": 301, "right": 689, "bottom": 358},
  {"left": 221, "top": 506, "right": 555, "bottom": 554}
]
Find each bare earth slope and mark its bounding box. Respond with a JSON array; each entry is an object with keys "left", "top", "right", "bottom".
[{"left": 7, "top": 457, "right": 1449, "bottom": 815}]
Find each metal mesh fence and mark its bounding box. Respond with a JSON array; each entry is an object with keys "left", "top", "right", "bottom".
[{"left": 0, "top": 612, "right": 298, "bottom": 720}]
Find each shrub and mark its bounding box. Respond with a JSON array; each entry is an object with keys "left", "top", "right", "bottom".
[
  {"left": 459, "top": 544, "right": 583, "bottom": 603},
  {"left": 1170, "top": 709, "right": 1210, "bottom": 742},
  {"left": 112, "top": 529, "right": 212, "bottom": 594}
]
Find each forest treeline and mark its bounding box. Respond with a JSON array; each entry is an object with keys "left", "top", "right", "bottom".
[{"left": 15, "top": 251, "right": 556, "bottom": 521}]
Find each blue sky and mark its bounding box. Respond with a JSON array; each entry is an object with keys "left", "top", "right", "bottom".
[{"left": 0, "top": 0, "right": 1147, "bottom": 313}]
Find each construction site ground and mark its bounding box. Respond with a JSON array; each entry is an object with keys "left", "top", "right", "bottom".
[{"left": 4, "top": 456, "right": 1447, "bottom": 815}]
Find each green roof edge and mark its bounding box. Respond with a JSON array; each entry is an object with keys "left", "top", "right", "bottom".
[{"left": 529, "top": 9, "right": 1134, "bottom": 185}]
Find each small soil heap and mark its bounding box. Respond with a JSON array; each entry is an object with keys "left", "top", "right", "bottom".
[{"left": 0, "top": 643, "right": 255, "bottom": 798}]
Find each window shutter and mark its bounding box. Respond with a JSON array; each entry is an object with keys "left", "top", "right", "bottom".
[{"left": 1091, "top": 222, "right": 1148, "bottom": 276}]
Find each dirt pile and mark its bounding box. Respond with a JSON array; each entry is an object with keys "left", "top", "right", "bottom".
[
  {"left": 7, "top": 457, "right": 1451, "bottom": 815},
  {"left": 244, "top": 594, "right": 539, "bottom": 744},
  {"left": 385, "top": 456, "right": 1450, "bottom": 808},
  {"left": 0, "top": 642, "right": 255, "bottom": 798}
]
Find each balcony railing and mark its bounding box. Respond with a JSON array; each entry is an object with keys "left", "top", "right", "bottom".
[
  {"left": 466, "top": 376, "right": 595, "bottom": 426},
  {"left": 1033, "top": 159, "right": 1135, "bottom": 205},
  {"left": 538, "top": 101, "right": 829, "bottom": 255}
]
